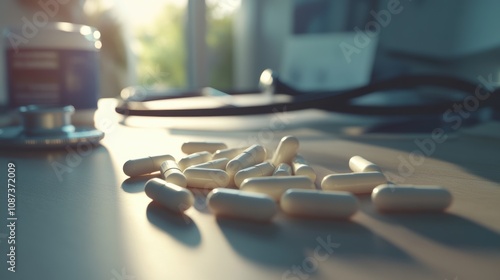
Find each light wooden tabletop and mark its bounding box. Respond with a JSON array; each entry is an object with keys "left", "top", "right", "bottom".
[{"left": 1, "top": 101, "right": 499, "bottom": 280}]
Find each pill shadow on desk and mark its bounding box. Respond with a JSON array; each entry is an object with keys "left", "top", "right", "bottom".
[
  {"left": 216, "top": 217, "right": 301, "bottom": 267},
  {"left": 216, "top": 216, "right": 420, "bottom": 268},
  {"left": 121, "top": 174, "right": 159, "bottom": 193},
  {"left": 187, "top": 187, "right": 213, "bottom": 214},
  {"left": 146, "top": 202, "right": 201, "bottom": 247},
  {"left": 216, "top": 217, "right": 280, "bottom": 236},
  {"left": 358, "top": 196, "right": 500, "bottom": 250},
  {"left": 277, "top": 216, "right": 414, "bottom": 260}
]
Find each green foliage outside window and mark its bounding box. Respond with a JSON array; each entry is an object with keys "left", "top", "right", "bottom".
[{"left": 134, "top": 2, "right": 236, "bottom": 89}]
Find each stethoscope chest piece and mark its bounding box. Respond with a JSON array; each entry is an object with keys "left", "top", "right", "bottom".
[{"left": 0, "top": 105, "right": 104, "bottom": 149}]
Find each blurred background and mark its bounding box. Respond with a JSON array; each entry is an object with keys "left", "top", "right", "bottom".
[{"left": 1, "top": 0, "right": 499, "bottom": 103}]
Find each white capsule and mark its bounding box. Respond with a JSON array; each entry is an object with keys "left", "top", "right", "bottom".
[
  {"left": 281, "top": 189, "right": 359, "bottom": 219},
  {"left": 184, "top": 168, "right": 230, "bottom": 189},
  {"left": 372, "top": 184, "right": 452, "bottom": 212},
  {"left": 240, "top": 176, "right": 314, "bottom": 201},
  {"left": 273, "top": 163, "right": 292, "bottom": 176},
  {"left": 234, "top": 162, "right": 275, "bottom": 187},
  {"left": 181, "top": 141, "right": 227, "bottom": 154},
  {"left": 291, "top": 155, "right": 316, "bottom": 182},
  {"left": 190, "top": 158, "right": 229, "bottom": 170},
  {"left": 178, "top": 151, "right": 212, "bottom": 171},
  {"left": 207, "top": 188, "right": 277, "bottom": 222},
  {"left": 212, "top": 147, "right": 247, "bottom": 160},
  {"left": 349, "top": 156, "right": 382, "bottom": 173},
  {"left": 271, "top": 135, "right": 299, "bottom": 166},
  {"left": 226, "top": 145, "right": 266, "bottom": 175},
  {"left": 321, "top": 172, "right": 386, "bottom": 194},
  {"left": 160, "top": 160, "right": 187, "bottom": 188},
  {"left": 123, "top": 154, "right": 174, "bottom": 177},
  {"left": 144, "top": 178, "right": 194, "bottom": 213}
]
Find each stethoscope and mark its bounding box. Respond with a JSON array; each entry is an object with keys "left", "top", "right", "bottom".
[
  {"left": 2, "top": 69, "right": 497, "bottom": 149},
  {"left": 115, "top": 69, "right": 499, "bottom": 117}
]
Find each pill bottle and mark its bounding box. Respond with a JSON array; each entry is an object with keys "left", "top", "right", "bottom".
[{"left": 3, "top": 22, "right": 101, "bottom": 109}]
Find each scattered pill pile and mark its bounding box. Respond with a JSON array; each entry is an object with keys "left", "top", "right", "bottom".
[{"left": 123, "top": 136, "right": 453, "bottom": 222}]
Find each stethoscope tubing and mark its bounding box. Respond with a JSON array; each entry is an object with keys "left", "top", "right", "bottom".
[{"left": 115, "top": 74, "right": 498, "bottom": 117}]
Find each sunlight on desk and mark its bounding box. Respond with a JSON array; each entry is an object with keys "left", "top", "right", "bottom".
[{"left": 93, "top": 100, "right": 500, "bottom": 280}]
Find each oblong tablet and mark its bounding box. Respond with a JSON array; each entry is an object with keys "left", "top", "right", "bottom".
[
  {"left": 144, "top": 178, "right": 194, "bottom": 213},
  {"left": 212, "top": 147, "right": 247, "bottom": 160},
  {"left": 123, "top": 155, "right": 174, "bottom": 177},
  {"left": 190, "top": 158, "right": 229, "bottom": 170},
  {"left": 349, "top": 156, "right": 382, "bottom": 173},
  {"left": 273, "top": 163, "right": 292, "bottom": 176},
  {"left": 160, "top": 160, "right": 187, "bottom": 188},
  {"left": 372, "top": 184, "right": 452, "bottom": 212},
  {"left": 181, "top": 141, "right": 227, "bottom": 154},
  {"left": 292, "top": 155, "right": 316, "bottom": 182},
  {"left": 207, "top": 188, "right": 277, "bottom": 222},
  {"left": 234, "top": 161, "right": 275, "bottom": 187},
  {"left": 271, "top": 135, "right": 299, "bottom": 166},
  {"left": 178, "top": 151, "right": 212, "bottom": 171},
  {"left": 184, "top": 168, "right": 230, "bottom": 189},
  {"left": 321, "top": 172, "right": 386, "bottom": 194},
  {"left": 226, "top": 145, "right": 266, "bottom": 175},
  {"left": 281, "top": 189, "right": 359, "bottom": 219},
  {"left": 240, "top": 176, "right": 314, "bottom": 200}
]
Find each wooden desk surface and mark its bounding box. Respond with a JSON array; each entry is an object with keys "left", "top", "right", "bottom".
[{"left": 1, "top": 101, "right": 499, "bottom": 280}]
